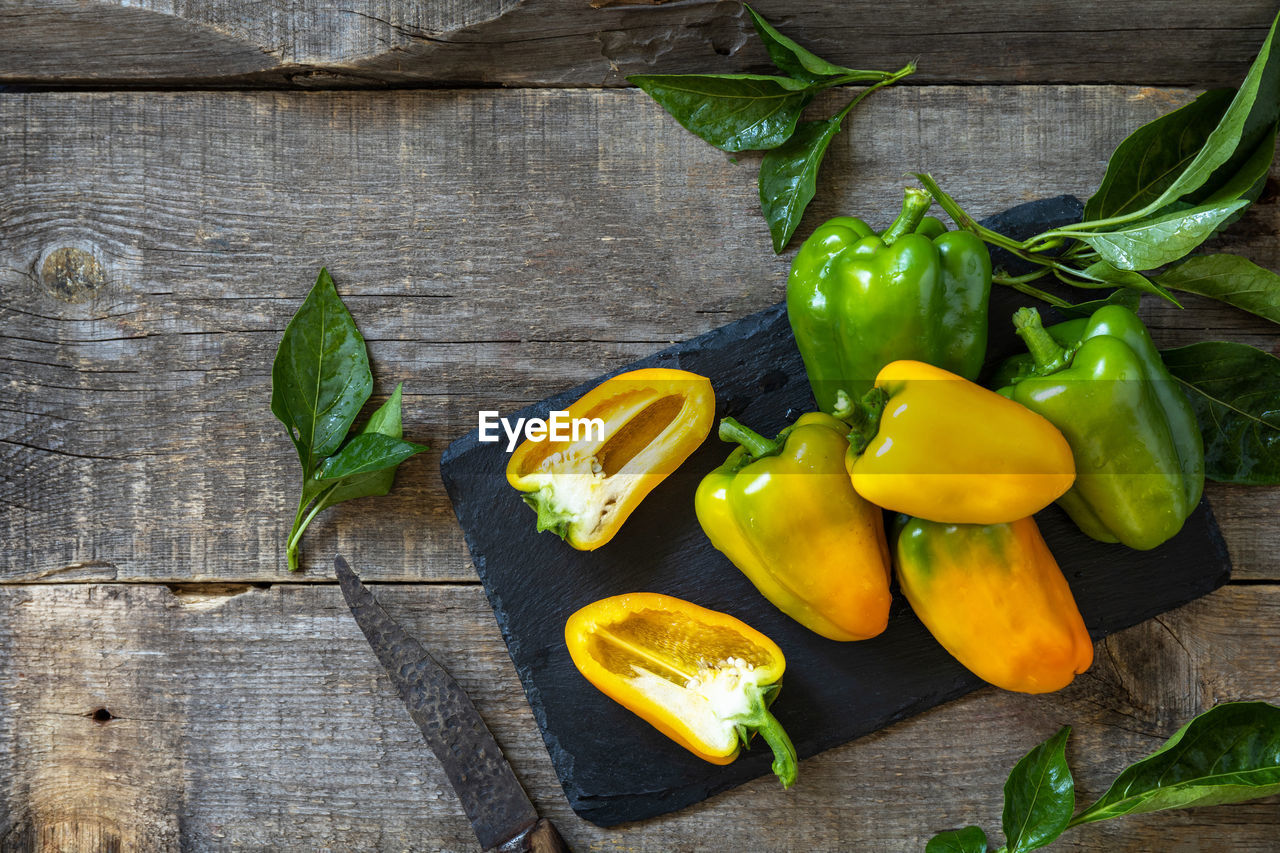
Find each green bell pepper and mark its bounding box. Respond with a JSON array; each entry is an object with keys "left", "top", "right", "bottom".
[
  {"left": 1000, "top": 305, "right": 1204, "bottom": 550},
  {"left": 786, "top": 187, "right": 992, "bottom": 413}
]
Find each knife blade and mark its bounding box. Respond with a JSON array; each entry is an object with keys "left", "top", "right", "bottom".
[{"left": 335, "top": 555, "right": 569, "bottom": 853}]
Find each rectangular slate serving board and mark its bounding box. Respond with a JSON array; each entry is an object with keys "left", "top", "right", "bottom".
[{"left": 440, "top": 197, "right": 1232, "bottom": 827}]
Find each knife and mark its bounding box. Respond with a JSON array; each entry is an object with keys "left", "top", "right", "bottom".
[{"left": 335, "top": 555, "right": 570, "bottom": 853}]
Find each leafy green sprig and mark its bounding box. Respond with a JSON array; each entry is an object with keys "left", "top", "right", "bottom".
[
  {"left": 629, "top": 5, "right": 914, "bottom": 253},
  {"left": 927, "top": 702, "right": 1280, "bottom": 852},
  {"left": 915, "top": 8, "right": 1280, "bottom": 311},
  {"left": 271, "top": 269, "right": 428, "bottom": 571},
  {"left": 909, "top": 8, "right": 1280, "bottom": 486}
]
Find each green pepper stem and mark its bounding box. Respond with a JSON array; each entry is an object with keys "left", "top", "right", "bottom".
[
  {"left": 992, "top": 272, "right": 1075, "bottom": 309},
  {"left": 1013, "top": 307, "right": 1070, "bottom": 372},
  {"left": 880, "top": 187, "right": 934, "bottom": 246},
  {"left": 830, "top": 63, "right": 917, "bottom": 124},
  {"left": 285, "top": 483, "right": 337, "bottom": 572},
  {"left": 754, "top": 705, "right": 798, "bottom": 789},
  {"left": 844, "top": 387, "right": 890, "bottom": 455},
  {"left": 718, "top": 417, "right": 784, "bottom": 461},
  {"left": 730, "top": 683, "right": 798, "bottom": 789}
]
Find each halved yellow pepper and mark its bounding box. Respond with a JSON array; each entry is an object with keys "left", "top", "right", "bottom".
[
  {"left": 895, "top": 515, "right": 1094, "bottom": 694},
  {"left": 844, "top": 360, "right": 1075, "bottom": 524},
  {"left": 506, "top": 368, "right": 714, "bottom": 550},
  {"left": 565, "top": 592, "right": 798, "bottom": 787}
]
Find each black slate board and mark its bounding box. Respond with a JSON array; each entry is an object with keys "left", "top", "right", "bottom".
[{"left": 440, "top": 197, "right": 1232, "bottom": 827}]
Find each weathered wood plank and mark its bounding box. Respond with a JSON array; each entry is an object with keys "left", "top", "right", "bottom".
[
  {"left": 2, "top": 1, "right": 1277, "bottom": 89},
  {"left": 0, "top": 582, "right": 1276, "bottom": 851},
  {"left": 1, "top": 87, "right": 1277, "bottom": 583}
]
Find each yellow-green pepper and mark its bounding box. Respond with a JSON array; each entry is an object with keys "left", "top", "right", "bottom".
[{"left": 695, "top": 413, "right": 891, "bottom": 641}]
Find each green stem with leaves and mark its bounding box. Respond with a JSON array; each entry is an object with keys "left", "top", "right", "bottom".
[{"left": 286, "top": 482, "right": 339, "bottom": 571}]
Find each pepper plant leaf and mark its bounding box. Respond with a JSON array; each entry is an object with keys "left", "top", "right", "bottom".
[
  {"left": 1138, "top": 9, "right": 1280, "bottom": 216},
  {"left": 274, "top": 275, "right": 426, "bottom": 571},
  {"left": 1002, "top": 726, "right": 1074, "bottom": 852},
  {"left": 1071, "top": 702, "right": 1280, "bottom": 825},
  {"left": 319, "top": 384, "right": 412, "bottom": 505},
  {"left": 1156, "top": 253, "right": 1280, "bottom": 325},
  {"left": 627, "top": 73, "right": 817, "bottom": 152},
  {"left": 1066, "top": 261, "right": 1181, "bottom": 304},
  {"left": 1085, "top": 89, "right": 1235, "bottom": 221},
  {"left": 1073, "top": 199, "right": 1248, "bottom": 271},
  {"left": 318, "top": 432, "right": 429, "bottom": 480},
  {"left": 1192, "top": 121, "right": 1279, "bottom": 208},
  {"left": 924, "top": 826, "right": 989, "bottom": 853},
  {"left": 744, "top": 5, "right": 873, "bottom": 83},
  {"left": 759, "top": 118, "right": 844, "bottom": 252},
  {"left": 1161, "top": 342, "right": 1280, "bottom": 484},
  {"left": 271, "top": 268, "right": 372, "bottom": 473}
]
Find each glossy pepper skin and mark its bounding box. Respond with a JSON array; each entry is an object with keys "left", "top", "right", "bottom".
[
  {"left": 895, "top": 515, "right": 1094, "bottom": 694},
  {"left": 1000, "top": 306, "right": 1204, "bottom": 550},
  {"left": 786, "top": 187, "right": 992, "bottom": 413},
  {"left": 565, "top": 592, "right": 798, "bottom": 787},
  {"left": 695, "top": 413, "right": 892, "bottom": 641},
  {"left": 506, "top": 368, "right": 714, "bottom": 550},
  {"left": 844, "top": 360, "right": 1076, "bottom": 524}
]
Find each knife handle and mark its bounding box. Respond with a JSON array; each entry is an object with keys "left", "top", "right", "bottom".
[{"left": 496, "top": 818, "right": 570, "bottom": 853}]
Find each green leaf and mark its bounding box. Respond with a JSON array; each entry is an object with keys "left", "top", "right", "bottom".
[
  {"left": 1071, "top": 702, "right": 1280, "bottom": 825},
  {"left": 318, "top": 430, "right": 427, "bottom": 480},
  {"left": 745, "top": 5, "right": 873, "bottom": 83},
  {"left": 1057, "top": 288, "right": 1143, "bottom": 319},
  {"left": 319, "top": 387, "right": 410, "bottom": 505},
  {"left": 1065, "top": 261, "right": 1181, "bottom": 305},
  {"left": 1003, "top": 726, "right": 1074, "bottom": 852},
  {"left": 271, "top": 268, "right": 372, "bottom": 475},
  {"left": 1141, "top": 10, "right": 1280, "bottom": 215},
  {"left": 759, "top": 118, "right": 844, "bottom": 252},
  {"left": 628, "top": 73, "right": 818, "bottom": 152},
  {"left": 1156, "top": 253, "right": 1280, "bottom": 324},
  {"left": 360, "top": 382, "right": 405, "bottom": 439},
  {"left": 273, "top": 280, "right": 425, "bottom": 572},
  {"left": 1085, "top": 89, "right": 1236, "bottom": 221},
  {"left": 925, "top": 826, "right": 989, "bottom": 853},
  {"left": 1194, "top": 121, "right": 1279, "bottom": 208},
  {"left": 1161, "top": 342, "right": 1280, "bottom": 484},
  {"left": 1152, "top": 121, "right": 1278, "bottom": 236},
  {"left": 1073, "top": 199, "right": 1248, "bottom": 271},
  {"left": 317, "top": 384, "right": 426, "bottom": 505}
]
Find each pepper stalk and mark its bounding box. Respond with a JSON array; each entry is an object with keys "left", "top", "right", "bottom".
[
  {"left": 1013, "top": 307, "right": 1077, "bottom": 375},
  {"left": 730, "top": 681, "right": 798, "bottom": 789},
  {"left": 908, "top": 172, "right": 1179, "bottom": 307}
]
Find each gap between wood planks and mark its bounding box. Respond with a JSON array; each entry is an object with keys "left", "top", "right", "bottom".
[{"left": 0, "top": 77, "right": 1262, "bottom": 95}]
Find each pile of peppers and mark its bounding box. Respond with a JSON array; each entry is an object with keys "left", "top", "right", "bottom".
[{"left": 506, "top": 186, "right": 1205, "bottom": 789}]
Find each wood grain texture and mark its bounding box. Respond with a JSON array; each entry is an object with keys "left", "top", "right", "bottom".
[
  {"left": 0, "top": 581, "right": 1276, "bottom": 851},
  {"left": 2, "top": 0, "right": 1278, "bottom": 88},
  {"left": 2, "top": 86, "right": 1277, "bottom": 583}
]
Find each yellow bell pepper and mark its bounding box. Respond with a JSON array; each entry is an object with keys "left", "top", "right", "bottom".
[
  {"left": 506, "top": 368, "right": 714, "bottom": 550},
  {"left": 695, "top": 412, "right": 891, "bottom": 641},
  {"left": 843, "top": 360, "right": 1075, "bottom": 524},
  {"left": 894, "top": 515, "right": 1094, "bottom": 694},
  {"left": 565, "top": 592, "right": 798, "bottom": 787}
]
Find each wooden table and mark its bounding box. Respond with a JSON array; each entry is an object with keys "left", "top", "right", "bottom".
[{"left": 2, "top": 2, "right": 1279, "bottom": 850}]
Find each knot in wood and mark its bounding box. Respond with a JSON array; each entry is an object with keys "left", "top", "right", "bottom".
[{"left": 40, "top": 246, "right": 106, "bottom": 303}]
